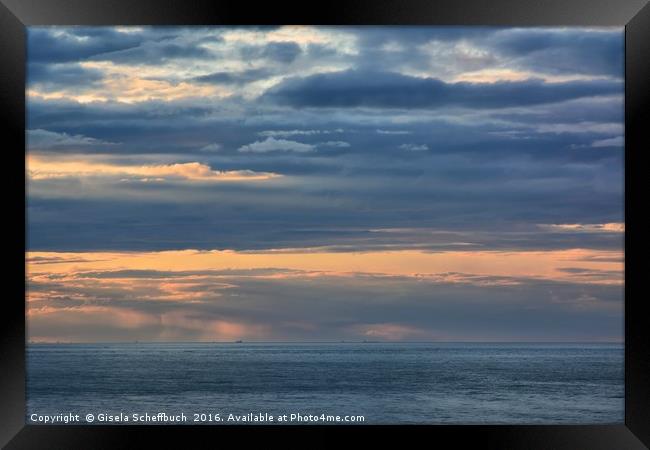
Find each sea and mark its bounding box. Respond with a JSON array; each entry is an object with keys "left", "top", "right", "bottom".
[{"left": 26, "top": 342, "right": 624, "bottom": 425}]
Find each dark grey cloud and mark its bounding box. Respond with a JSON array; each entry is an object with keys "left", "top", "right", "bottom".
[
  {"left": 26, "top": 189, "right": 623, "bottom": 252},
  {"left": 90, "top": 42, "right": 213, "bottom": 64},
  {"left": 27, "top": 27, "right": 144, "bottom": 63},
  {"left": 27, "top": 63, "right": 105, "bottom": 90},
  {"left": 28, "top": 129, "right": 117, "bottom": 150},
  {"left": 350, "top": 26, "right": 498, "bottom": 47},
  {"left": 192, "top": 68, "right": 273, "bottom": 85},
  {"left": 490, "top": 29, "right": 624, "bottom": 78},
  {"left": 26, "top": 27, "right": 624, "bottom": 255},
  {"left": 349, "top": 27, "right": 623, "bottom": 79},
  {"left": 239, "top": 42, "right": 302, "bottom": 64},
  {"left": 27, "top": 26, "right": 228, "bottom": 67},
  {"left": 492, "top": 96, "right": 624, "bottom": 126},
  {"left": 264, "top": 70, "right": 621, "bottom": 109}
]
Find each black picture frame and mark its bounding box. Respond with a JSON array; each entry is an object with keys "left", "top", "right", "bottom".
[{"left": 1, "top": 0, "right": 648, "bottom": 448}]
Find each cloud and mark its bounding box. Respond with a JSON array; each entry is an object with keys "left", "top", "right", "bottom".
[
  {"left": 26, "top": 255, "right": 106, "bottom": 265},
  {"left": 259, "top": 129, "right": 345, "bottom": 137},
  {"left": 27, "top": 156, "right": 282, "bottom": 182},
  {"left": 556, "top": 267, "right": 623, "bottom": 283},
  {"left": 591, "top": 136, "right": 624, "bottom": 148},
  {"left": 539, "top": 223, "right": 624, "bottom": 233},
  {"left": 29, "top": 73, "right": 223, "bottom": 104},
  {"left": 28, "top": 129, "right": 118, "bottom": 150},
  {"left": 264, "top": 70, "right": 621, "bottom": 109},
  {"left": 376, "top": 129, "right": 411, "bottom": 135},
  {"left": 240, "top": 42, "right": 302, "bottom": 63},
  {"left": 27, "top": 305, "right": 272, "bottom": 342},
  {"left": 536, "top": 122, "right": 623, "bottom": 134},
  {"left": 25, "top": 32, "right": 624, "bottom": 254},
  {"left": 490, "top": 28, "right": 624, "bottom": 78},
  {"left": 90, "top": 42, "right": 214, "bottom": 65},
  {"left": 28, "top": 63, "right": 105, "bottom": 90},
  {"left": 199, "top": 143, "right": 223, "bottom": 152},
  {"left": 26, "top": 247, "right": 624, "bottom": 286},
  {"left": 318, "top": 141, "right": 351, "bottom": 148},
  {"left": 238, "top": 137, "right": 316, "bottom": 153},
  {"left": 399, "top": 143, "right": 429, "bottom": 151},
  {"left": 27, "top": 27, "right": 143, "bottom": 64},
  {"left": 356, "top": 323, "right": 435, "bottom": 340},
  {"left": 25, "top": 26, "right": 625, "bottom": 344},
  {"left": 26, "top": 248, "right": 623, "bottom": 342},
  {"left": 192, "top": 68, "right": 273, "bottom": 85}
]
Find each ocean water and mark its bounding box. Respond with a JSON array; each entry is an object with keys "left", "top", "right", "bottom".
[{"left": 26, "top": 342, "right": 624, "bottom": 425}]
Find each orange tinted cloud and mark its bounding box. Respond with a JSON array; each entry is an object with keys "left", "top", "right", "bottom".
[
  {"left": 540, "top": 223, "right": 625, "bottom": 233},
  {"left": 26, "top": 248, "right": 624, "bottom": 342},
  {"left": 28, "top": 74, "right": 228, "bottom": 104},
  {"left": 27, "top": 248, "right": 623, "bottom": 285},
  {"left": 27, "top": 156, "right": 282, "bottom": 182},
  {"left": 27, "top": 305, "right": 271, "bottom": 342}
]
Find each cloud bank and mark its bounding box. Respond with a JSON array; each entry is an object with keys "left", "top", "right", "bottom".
[{"left": 26, "top": 26, "right": 624, "bottom": 342}]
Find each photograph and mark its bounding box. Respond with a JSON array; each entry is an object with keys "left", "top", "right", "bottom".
[
  {"left": 25, "top": 25, "right": 625, "bottom": 425},
  {"left": 1, "top": 0, "right": 648, "bottom": 447}
]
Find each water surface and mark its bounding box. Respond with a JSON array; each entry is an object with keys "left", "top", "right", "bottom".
[{"left": 27, "top": 342, "right": 624, "bottom": 424}]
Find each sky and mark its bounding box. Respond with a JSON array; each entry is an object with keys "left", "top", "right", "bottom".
[{"left": 26, "top": 26, "right": 624, "bottom": 343}]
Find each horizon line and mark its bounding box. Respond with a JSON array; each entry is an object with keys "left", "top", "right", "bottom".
[{"left": 26, "top": 340, "right": 625, "bottom": 345}]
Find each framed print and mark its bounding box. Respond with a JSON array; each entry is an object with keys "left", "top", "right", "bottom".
[{"left": 1, "top": 0, "right": 648, "bottom": 448}]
